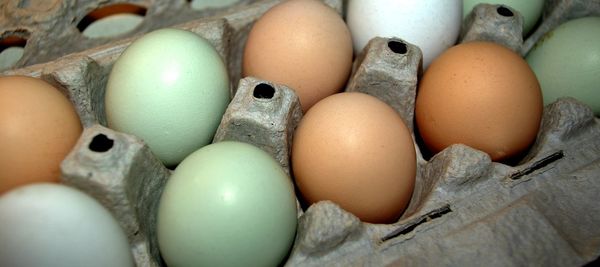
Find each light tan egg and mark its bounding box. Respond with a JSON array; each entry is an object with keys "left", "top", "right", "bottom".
[
  {"left": 292, "top": 92, "right": 416, "bottom": 224},
  {"left": 242, "top": 0, "right": 353, "bottom": 112},
  {"left": 0, "top": 76, "right": 82, "bottom": 194}
]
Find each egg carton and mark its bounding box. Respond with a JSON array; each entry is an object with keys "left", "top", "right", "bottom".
[
  {"left": 2, "top": 0, "right": 600, "bottom": 266},
  {"left": 0, "top": 0, "right": 270, "bottom": 71}
]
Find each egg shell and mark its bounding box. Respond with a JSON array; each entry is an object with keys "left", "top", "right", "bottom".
[
  {"left": 81, "top": 13, "right": 144, "bottom": 39},
  {"left": 242, "top": 0, "right": 353, "bottom": 112},
  {"left": 190, "top": 0, "right": 241, "bottom": 9},
  {"left": 0, "top": 183, "right": 134, "bottom": 267},
  {"left": 415, "top": 41, "right": 543, "bottom": 162},
  {"left": 346, "top": 0, "right": 462, "bottom": 68},
  {"left": 105, "top": 28, "right": 230, "bottom": 166},
  {"left": 0, "top": 46, "right": 24, "bottom": 70},
  {"left": 157, "top": 141, "right": 297, "bottom": 267},
  {"left": 0, "top": 75, "right": 82, "bottom": 194},
  {"left": 292, "top": 92, "right": 416, "bottom": 224},
  {"left": 463, "top": 0, "right": 544, "bottom": 35},
  {"left": 526, "top": 16, "right": 600, "bottom": 116}
]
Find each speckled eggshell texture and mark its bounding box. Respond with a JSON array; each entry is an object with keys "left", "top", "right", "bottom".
[
  {"left": 415, "top": 41, "right": 543, "bottom": 162},
  {"left": 292, "top": 92, "right": 416, "bottom": 224}
]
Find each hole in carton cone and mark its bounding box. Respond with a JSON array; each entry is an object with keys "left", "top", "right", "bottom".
[
  {"left": 0, "top": 34, "right": 27, "bottom": 70},
  {"left": 253, "top": 83, "right": 275, "bottom": 99},
  {"left": 496, "top": 6, "right": 514, "bottom": 17},
  {"left": 77, "top": 3, "right": 146, "bottom": 39},
  {"left": 388, "top": 41, "right": 408, "bottom": 54},
  {"left": 89, "top": 134, "right": 114, "bottom": 152}
]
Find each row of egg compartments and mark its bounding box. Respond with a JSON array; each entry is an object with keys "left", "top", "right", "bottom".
[
  {"left": 60, "top": 32, "right": 570, "bottom": 213},
  {"left": 64, "top": 36, "right": 596, "bottom": 264},
  {"left": 0, "top": 0, "right": 247, "bottom": 70},
  {"left": 4, "top": 3, "right": 599, "bottom": 265},
  {"left": 3, "top": 2, "right": 581, "bottom": 220}
]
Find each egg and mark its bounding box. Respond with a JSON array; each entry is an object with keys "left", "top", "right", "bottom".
[
  {"left": 157, "top": 141, "right": 297, "bottom": 267},
  {"left": 81, "top": 14, "right": 144, "bottom": 39},
  {"left": 346, "top": 0, "right": 462, "bottom": 68},
  {"left": 0, "top": 76, "right": 82, "bottom": 194},
  {"left": 242, "top": 0, "right": 353, "bottom": 112},
  {"left": 79, "top": 4, "right": 146, "bottom": 39},
  {"left": 463, "top": 0, "right": 544, "bottom": 35},
  {"left": 190, "top": 0, "right": 241, "bottom": 9},
  {"left": 105, "top": 28, "right": 230, "bottom": 166},
  {"left": 0, "top": 183, "right": 134, "bottom": 267},
  {"left": 526, "top": 17, "right": 600, "bottom": 116},
  {"left": 415, "top": 41, "right": 543, "bottom": 162},
  {"left": 292, "top": 92, "right": 416, "bottom": 224}
]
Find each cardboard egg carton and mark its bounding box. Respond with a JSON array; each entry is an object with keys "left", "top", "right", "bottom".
[
  {"left": 0, "top": 0, "right": 265, "bottom": 71},
  {"left": 2, "top": 0, "right": 600, "bottom": 266}
]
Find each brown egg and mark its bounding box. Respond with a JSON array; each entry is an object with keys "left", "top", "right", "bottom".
[
  {"left": 0, "top": 76, "right": 82, "bottom": 194},
  {"left": 242, "top": 0, "right": 353, "bottom": 112},
  {"left": 292, "top": 92, "right": 416, "bottom": 224},
  {"left": 415, "top": 41, "right": 543, "bottom": 162}
]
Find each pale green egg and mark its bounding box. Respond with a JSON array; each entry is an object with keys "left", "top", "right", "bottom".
[
  {"left": 157, "top": 141, "right": 297, "bottom": 267},
  {"left": 82, "top": 13, "right": 144, "bottom": 39},
  {"left": 526, "top": 17, "right": 600, "bottom": 115},
  {"left": 189, "top": 0, "right": 241, "bottom": 10},
  {"left": 463, "top": 0, "right": 544, "bottom": 35},
  {"left": 0, "top": 184, "right": 134, "bottom": 267},
  {"left": 105, "top": 28, "right": 230, "bottom": 166}
]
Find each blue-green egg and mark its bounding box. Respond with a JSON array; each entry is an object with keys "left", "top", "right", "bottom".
[
  {"left": 526, "top": 17, "right": 600, "bottom": 115},
  {"left": 105, "top": 28, "right": 230, "bottom": 166},
  {"left": 157, "top": 141, "right": 297, "bottom": 267}
]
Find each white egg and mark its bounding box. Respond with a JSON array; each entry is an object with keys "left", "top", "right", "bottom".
[
  {"left": 0, "top": 183, "right": 135, "bottom": 267},
  {"left": 346, "top": 0, "right": 462, "bottom": 68}
]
